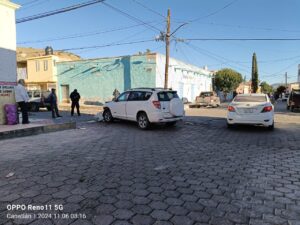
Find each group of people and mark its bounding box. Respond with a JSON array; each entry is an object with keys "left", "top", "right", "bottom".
[{"left": 14, "top": 79, "right": 81, "bottom": 124}]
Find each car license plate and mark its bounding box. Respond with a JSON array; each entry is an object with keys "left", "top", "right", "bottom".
[{"left": 244, "top": 108, "right": 253, "bottom": 113}]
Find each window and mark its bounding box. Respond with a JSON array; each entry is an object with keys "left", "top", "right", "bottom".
[
  {"left": 44, "top": 60, "right": 48, "bottom": 71},
  {"left": 128, "top": 91, "right": 152, "bottom": 101},
  {"left": 157, "top": 91, "right": 179, "bottom": 101},
  {"left": 116, "top": 92, "right": 129, "bottom": 102},
  {"left": 35, "top": 61, "right": 40, "bottom": 72}
]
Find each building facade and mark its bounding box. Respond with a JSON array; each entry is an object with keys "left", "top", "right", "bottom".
[
  {"left": 25, "top": 55, "right": 59, "bottom": 91},
  {"left": 0, "top": 0, "right": 20, "bottom": 124},
  {"left": 16, "top": 48, "right": 81, "bottom": 92},
  {"left": 56, "top": 53, "right": 212, "bottom": 104}
]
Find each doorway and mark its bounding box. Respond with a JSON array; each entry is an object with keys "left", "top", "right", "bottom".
[{"left": 61, "top": 85, "right": 70, "bottom": 103}]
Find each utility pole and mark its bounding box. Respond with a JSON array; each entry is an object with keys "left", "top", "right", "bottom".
[
  {"left": 164, "top": 9, "right": 171, "bottom": 89},
  {"left": 285, "top": 72, "right": 288, "bottom": 88}
]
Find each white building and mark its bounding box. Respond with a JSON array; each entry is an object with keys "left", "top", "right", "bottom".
[
  {"left": 156, "top": 53, "right": 212, "bottom": 102},
  {"left": 0, "top": 0, "right": 20, "bottom": 124}
]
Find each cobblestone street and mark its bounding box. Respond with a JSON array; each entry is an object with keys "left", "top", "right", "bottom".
[{"left": 0, "top": 102, "right": 300, "bottom": 225}]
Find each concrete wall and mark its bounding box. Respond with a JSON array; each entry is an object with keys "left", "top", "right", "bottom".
[
  {"left": 0, "top": 1, "right": 20, "bottom": 124},
  {"left": 156, "top": 53, "right": 212, "bottom": 102},
  {"left": 57, "top": 54, "right": 156, "bottom": 103}
]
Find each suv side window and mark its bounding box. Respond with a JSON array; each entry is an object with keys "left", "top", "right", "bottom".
[
  {"left": 128, "top": 91, "right": 152, "bottom": 101},
  {"left": 117, "top": 92, "right": 129, "bottom": 102}
]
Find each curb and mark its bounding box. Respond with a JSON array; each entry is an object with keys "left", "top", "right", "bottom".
[{"left": 0, "top": 122, "right": 76, "bottom": 140}]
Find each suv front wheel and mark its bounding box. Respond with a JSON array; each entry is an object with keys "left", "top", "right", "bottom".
[
  {"left": 103, "top": 109, "right": 113, "bottom": 122},
  {"left": 137, "top": 112, "right": 150, "bottom": 129}
]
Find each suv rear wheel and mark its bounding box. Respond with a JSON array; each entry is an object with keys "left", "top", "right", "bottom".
[
  {"left": 103, "top": 109, "right": 113, "bottom": 122},
  {"left": 137, "top": 112, "right": 150, "bottom": 129}
]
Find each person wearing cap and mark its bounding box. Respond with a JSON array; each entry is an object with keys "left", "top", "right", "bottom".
[
  {"left": 49, "top": 88, "right": 62, "bottom": 118},
  {"left": 14, "top": 79, "right": 30, "bottom": 124},
  {"left": 70, "top": 89, "right": 81, "bottom": 116}
]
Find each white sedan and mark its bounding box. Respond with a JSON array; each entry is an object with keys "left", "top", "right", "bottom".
[{"left": 227, "top": 94, "right": 274, "bottom": 130}]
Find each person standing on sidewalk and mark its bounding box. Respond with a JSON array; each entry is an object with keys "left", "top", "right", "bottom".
[
  {"left": 70, "top": 89, "right": 81, "bottom": 116},
  {"left": 49, "top": 88, "right": 62, "bottom": 119},
  {"left": 14, "top": 79, "right": 30, "bottom": 124}
]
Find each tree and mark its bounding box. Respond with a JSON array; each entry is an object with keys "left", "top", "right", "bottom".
[
  {"left": 215, "top": 68, "right": 243, "bottom": 100},
  {"left": 260, "top": 81, "right": 273, "bottom": 94},
  {"left": 251, "top": 53, "right": 259, "bottom": 93},
  {"left": 276, "top": 85, "right": 286, "bottom": 96}
]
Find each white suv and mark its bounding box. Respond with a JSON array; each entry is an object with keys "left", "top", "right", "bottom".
[{"left": 103, "top": 88, "right": 185, "bottom": 129}]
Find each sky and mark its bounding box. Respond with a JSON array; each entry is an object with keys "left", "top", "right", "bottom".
[{"left": 14, "top": 0, "right": 300, "bottom": 85}]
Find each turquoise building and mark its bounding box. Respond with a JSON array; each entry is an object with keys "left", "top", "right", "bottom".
[{"left": 56, "top": 53, "right": 212, "bottom": 104}]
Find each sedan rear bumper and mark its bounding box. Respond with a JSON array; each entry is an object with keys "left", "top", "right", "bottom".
[{"left": 227, "top": 112, "right": 274, "bottom": 126}]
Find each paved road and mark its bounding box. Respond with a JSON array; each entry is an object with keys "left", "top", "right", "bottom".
[{"left": 0, "top": 104, "right": 300, "bottom": 225}]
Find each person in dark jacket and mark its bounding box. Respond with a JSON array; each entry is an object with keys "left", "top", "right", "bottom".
[
  {"left": 70, "top": 89, "right": 81, "bottom": 116},
  {"left": 49, "top": 88, "right": 62, "bottom": 118}
]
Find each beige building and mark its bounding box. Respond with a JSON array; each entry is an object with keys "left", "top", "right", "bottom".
[
  {"left": 288, "top": 82, "right": 300, "bottom": 92},
  {"left": 17, "top": 47, "right": 81, "bottom": 91},
  {"left": 25, "top": 55, "right": 58, "bottom": 91},
  {"left": 236, "top": 81, "right": 252, "bottom": 94}
]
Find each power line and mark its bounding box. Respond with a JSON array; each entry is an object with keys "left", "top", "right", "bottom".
[
  {"left": 261, "top": 60, "right": 300, "bottom": 78},
  {"left": 197, "top": 22, "right": 300, "bottom": 33},
  {"left": 59, "top": 39, "right": 155, "bottom": 51},
  {"left": 184, "top": 38, "right": 300, "bottom": 41},
  {"left": 184, "top": 42, "right": 250, "bottom": 74},
  {"left": 189, "top": 0, "right": 239, "bottom": 22},
  {"left": 16, "top": 0, "right": 105, "bottom": 24},
  {"left": 19, "top": 0, "right": 49, "bottom": 11},
  {"left": 130, "top": 0, "right": 165, "bottom": 19},
  {"left": 18, "top": 22, "right": 159, "bottom": 44},
  {"left": 102, "top": 2, "right": 162, "bottom": 33},
  {"left": 21, "top": 0, "right": 42, "bottom": 6}
]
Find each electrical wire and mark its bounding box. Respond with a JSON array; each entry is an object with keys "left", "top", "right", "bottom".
[
  {"left": 130, "top": 0, "right": 166, "bottom": 19},
  {"left": 189, "top": 0, "right": 239, "bottom": 22},
  {"left": 18, "top": 22, "right": 160, "bottom": 44},
  {"left": 197, "top": 22, "right": 300, "bottom": 34},
  {"left": 102, "top": 2, "right": 162, "bottom": 33},
  {"left": 59, "top": 39, "right": 155, "bottom": 51},
  {"left": 184, "top": 38, "right": 300, "bottom": 41},
  {"left": 16, "top": 0, "right": 105, "bottom": 24}
]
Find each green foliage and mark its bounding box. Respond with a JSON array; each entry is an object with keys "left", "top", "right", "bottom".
[
  {"left": 276, "top": 85, "right": 286, "bottom": 94},
  {"left": 260, "top": 81, "right": 273, "bottom": 94},
  {"left": 251, "top": 53, "right": 259, "bottom": 93},
  {"left": 215, "top": 68, "right": 243, "bottom": 94}
]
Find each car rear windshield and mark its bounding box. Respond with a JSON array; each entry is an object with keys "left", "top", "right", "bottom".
[
  {"left": 234, "top": 95, "right": 267, "bottom": 102},
  {"left": 157, "top": 91, "right": 179, "bottom": 101}
]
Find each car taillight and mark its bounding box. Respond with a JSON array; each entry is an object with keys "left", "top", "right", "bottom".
[
  {"left": 261, "top": 106, "right": 272, "bottom": 113},
  {"left": 152, "top": 101, "right": 161, "bottom": 109},
  {"left": 228, "top": 106, "right": 235, "bottom": 112}
]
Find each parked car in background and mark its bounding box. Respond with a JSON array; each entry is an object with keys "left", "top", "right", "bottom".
[
  {"left": 27, "top": 90, "right": 51, "bottom": 112},
  {"left": 287, "top": 89, "right": 300, "bottom": 112},
  {"left": 281, "top": 92, "right": 289, "bottom": 101},
  {"left": 189, "top": 91, "right": 220, "bottom": 108},
  {"left": 103, "top": 88, "right": 185, "bottom": 129},
  {"left": 227, "top": 94, "right": 274, "bottom": 130}
]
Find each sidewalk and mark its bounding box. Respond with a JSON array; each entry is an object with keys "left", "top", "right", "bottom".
[{"left": 0, "top": 117, "right": 76, "bottom": 140}]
